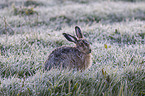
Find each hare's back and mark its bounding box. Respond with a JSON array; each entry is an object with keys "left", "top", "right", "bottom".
[
  {"left": 50, "top": 47, "right": 81, "bottom": 56},
  {"left": 45, "top": 47, "right": 82, "bottom": 70}
]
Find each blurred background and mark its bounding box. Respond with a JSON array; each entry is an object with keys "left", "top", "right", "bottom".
[{"left": 0, "top": 0, "right": 145, "bottom": 96}]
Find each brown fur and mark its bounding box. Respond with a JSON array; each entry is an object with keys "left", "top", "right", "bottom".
[
  {"left": 45, "top": 46, "right": 92, "bottom": 70},
  {"left": 44, "top": 26, "right": 92, "bottom": 71}
]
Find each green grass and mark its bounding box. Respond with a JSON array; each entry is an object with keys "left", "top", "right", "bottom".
[{"left": 0, "top": 0, "right": 145, "bottom": 96}]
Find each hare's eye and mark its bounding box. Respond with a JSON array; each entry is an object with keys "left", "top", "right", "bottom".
[{"left": 80, "top": 42, "right": 84, "bottom": 46}]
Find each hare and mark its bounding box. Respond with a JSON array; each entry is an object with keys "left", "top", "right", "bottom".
[{"left": 44, "top": 26, "right": 92, "bottom": 71}]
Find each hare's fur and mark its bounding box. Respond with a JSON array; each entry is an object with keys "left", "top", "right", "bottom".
[{"left": 44, "top": 26, "right": 92, "bottom": 71}]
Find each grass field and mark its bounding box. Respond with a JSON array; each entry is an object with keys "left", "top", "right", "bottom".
[{"left": 0, "top": 0, "right": 145, "bottom": 96}]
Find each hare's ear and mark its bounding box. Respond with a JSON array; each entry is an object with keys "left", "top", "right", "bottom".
[
  {"left": 75, "top": 26, "right": 83, "bottom": 38},
  {"left": 63, "top": 33, "right": 77, "bottom": 43}
]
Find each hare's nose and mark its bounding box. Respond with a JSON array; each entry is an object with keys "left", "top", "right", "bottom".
[{"left": 89, "top": 49, "right": 91, "bottom": 53}]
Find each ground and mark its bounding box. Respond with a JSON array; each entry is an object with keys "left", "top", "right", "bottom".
[{"left": 0, "top": 0, "right": 145, "bottom": 96}]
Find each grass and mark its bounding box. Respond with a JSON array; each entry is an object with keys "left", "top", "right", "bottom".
[{"left": 0, "top": 0, "right": 145, "bottom": 96}]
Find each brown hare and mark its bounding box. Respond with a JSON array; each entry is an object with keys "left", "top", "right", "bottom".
[{"left": 44, "top": 26, "right": 92, "bottom": 71}]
